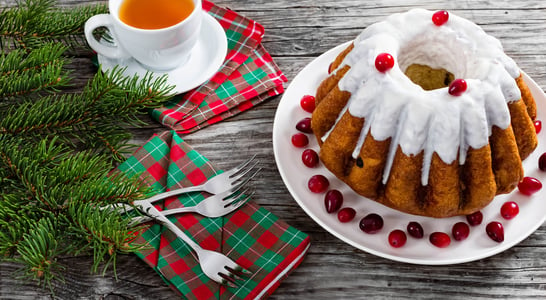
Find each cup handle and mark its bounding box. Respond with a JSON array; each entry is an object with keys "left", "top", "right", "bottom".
[{"left": 84, "top": 14, "right": 130, "bottom": 60}]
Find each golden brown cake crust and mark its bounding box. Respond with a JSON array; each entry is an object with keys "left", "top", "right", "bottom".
[
  {"left": 509, "top": 98, "right": 538, "bottom": 160},
  {"left": 347, "top": 132, "right": 391, "bottom": 199},
  {"left": 489, "top": 125, "right": 524, "bottom": 194},
  {"left": 516, "top": 74, "right": 537, "bottom": 120}
]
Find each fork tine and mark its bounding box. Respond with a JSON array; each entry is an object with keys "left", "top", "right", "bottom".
[
  {"left": 214, "top": 180, "right": 248, "bottom": 202},
  {"left": 218, "top": 272, "right": 238, "bottom": 288},
  {"left": 219, "top": 166, "right": 259, "bottom": 199},
  {"left": 228, "top": 160, "right": 259, "bottom": 183},
  {"left": 223, "top": 185, "right": 251, "bottom": 201},
  {"left": 227, "top": 167, "right": 261, "bottom": 193},
  {"left": 225, "top": 265, "right": 252, "bottom": 277},
  {"left": 218, "top": 265, "right": 251, "bottom": 287},
  {"left": 224, "top": 190, "right": 253, "bottom": 208},
  {"left": 226, "top": 199, "right": 247, "bottom": 212},
  {"left": 222, "top": 154, "right": 257, "bottom": 178}
]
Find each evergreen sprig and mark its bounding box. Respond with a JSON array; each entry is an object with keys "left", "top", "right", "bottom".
[
  {"left": 0, "top": 43, "right": 69, "bottom": 100},
  {"left": 1, "top": 66, "right": 173, "bottom": 160},
  {"left": 0, "top": 0, "right": 108, "bottom": 52},
  {"left": 0, "top": 0, "right": 173, "bottom": 291}
]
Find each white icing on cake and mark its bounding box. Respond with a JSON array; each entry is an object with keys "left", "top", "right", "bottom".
[{"left": 328, "top": 9, "right": 522, "bottom": 185}]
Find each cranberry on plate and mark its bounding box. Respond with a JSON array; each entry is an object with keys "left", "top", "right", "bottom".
[
  {"left": 324, "top": 189, "right": 343, "bottom": 213},
  {"left": 466, "top": 211, "right": 483, "bottom": 226},
  {"left": 500, "top": 201, "right": 519, "bottom": 220},
  {"left": 308, "top": 175, "right": 329, "bottom": 193},
  {"left": 300, "top": 95, "right": 316, "bottom": 113},
  {"left": 337, "top": 207, "right": 356, "bottom": 223},
  {"left": 296, "top": 118, "right": 313, "bottom": 134},
  {"left": 429, "top": 232, "right": 451, "bottom": 248},
  {"left": 518, "top": 177, "right": 542, "bottom": 196},
  {"left": 291, "top": 133, "right": 309, "bottom": 148},
  {"left": 302, "top": 149, "right": 319, "bottom": 168},
  {"left": 359, "top": 213, "right": 384, "bottom": 234},
  {"left": 389, "top": 229, "right": 407, "bottom": 248},
  {"left": 486, "top": 221, "right": 504, "bottom": 243},
  {"left": 407, "top": 221, "right": 424, "bottom": 239},
  {"left": 452, "top": 222, "right": 470, "bottom": 241}
]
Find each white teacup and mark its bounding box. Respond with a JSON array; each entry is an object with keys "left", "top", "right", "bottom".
[{"left": 84, "top": 0, "right": 202, "bottom": 71}]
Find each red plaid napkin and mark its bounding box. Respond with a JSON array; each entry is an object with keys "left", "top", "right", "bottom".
[
  {"left": 151, "top": 1, "right": 287, "bottom": 133},
  {"left": 117, "top": 131, "right": 310, "bottom": 299}
]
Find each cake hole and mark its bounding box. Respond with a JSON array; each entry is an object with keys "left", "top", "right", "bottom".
[{"left": 404, "top": 64, "right": 455, "bottom": 91}]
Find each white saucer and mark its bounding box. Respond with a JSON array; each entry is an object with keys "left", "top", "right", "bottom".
[{"left": 97, "top": 12, "right": 227, "bottom": 95}]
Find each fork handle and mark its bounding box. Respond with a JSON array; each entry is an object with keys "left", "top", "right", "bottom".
[
  {"left": 128, "top": 206, "right": 194, "bottom": 225},
  {"left": 159, "top": 215, "right": 203, "bottom": 252},
  {"left": 145, "top": 185, "right": 204, "bottom": 204},
  {"left": 137, "top": 201, "right": 203, "bottom": 253},
  {"left": 108, "top": 185, "right": 204, "bottom": 215}
]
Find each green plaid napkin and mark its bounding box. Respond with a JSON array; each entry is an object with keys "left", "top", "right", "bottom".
[
  {"left": 151, "top": 1, "right": 287, "bottom": 133},
  {"left": 117, "top": 131, "right": 310, "bottom": 299}
]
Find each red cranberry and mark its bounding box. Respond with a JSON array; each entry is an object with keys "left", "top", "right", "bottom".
[
  {"left": 337, "top": 207, "right": 356, "bottom": 223},
  {"left": 296, "top": 118, "right": 313, "bottom": 134},
  {"left": 534, "top": 120, "right": 542, "bottom": 134},
  {"left": 429, "top": 232, "right": 451, "bottom": 248},
  {"left": 407, "top": 221, "right": 424, "bottom": 239},
  {"left": 324, "top": 190, "right": 343, "bottom": 213},
  {"left": 466, "top": 211, "right": 483, "bottom": 226},
  {"left": 452, "top": 222, "right": 470, "bottom": 241},
  {"left": 500, "top": 201, "right": 519, "bottom": 220},
  {"left": 375, "top": 53, "right": 395, "bottom": 73},
  {"left": 518, "top": 177, "right": 542, "bottom": 195},
  {"left": 537, "top": 153, "right": 546, "bottom": 172},
  {"left": 291, "top": 133, "right": 309, "bottom": 148},
  {"left": 308, "top": 175, "right": 329, "bottom": 193},
  {"left": 388, "top": 230, "right": 407, "bottom": 248},
  {"left": 300, "top": 95, "right": 316, "bottom": 113},
  {"left": 359, "top": 213, "right": 384, "bottom": 234},
  {"left": 448, "top": 78, "right": 467, "bottom": 96},
  {"left": 486, "top": 221, "right": 504, "bottom": 243},
  {"left": 302, "top": 149, "right": 319, "bottom": 168},
  {"left": 432, "top": 10, "right": 449, "bottom": 26}
]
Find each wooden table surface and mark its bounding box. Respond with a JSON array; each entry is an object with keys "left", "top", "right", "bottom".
[{"left": 2, "top": 0, "right": 546, "bottom": 299}]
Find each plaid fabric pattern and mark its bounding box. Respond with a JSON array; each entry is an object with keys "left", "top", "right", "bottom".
[
  {"left": 151, "top": 1, "right": 288, "bottom": 133},
  {"left": 117, "top": 131, "right": 310, "bottom": 299}
]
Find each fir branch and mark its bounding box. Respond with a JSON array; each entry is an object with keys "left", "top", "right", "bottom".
[
  {"left": 0, "top": 193, "right": 39, "bottom": 256},
  {"left": 0, "top": 43, "right": 69, "bottom": 99},
  {"left": 12, "top": 216, "right": 64, "bottom": 288},
  {"left": 0, "top": 66, "right": 172, "bottom": 159},
  {"left": 0, "top": 137, "right": 154, "bottom": 208},
  {"left": 0, "top": 0, "right": 107, "bottom": 52},
  {"left": 67, "top": 201, "right": 147, "bottom": 275}
]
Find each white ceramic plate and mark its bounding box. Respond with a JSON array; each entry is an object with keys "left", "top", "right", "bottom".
[
  {"left": 273, "top": 41, "right": 546, "bottom": 265},
  {"left": 98, "top": 12, "right": 227, "bottom": 95}
]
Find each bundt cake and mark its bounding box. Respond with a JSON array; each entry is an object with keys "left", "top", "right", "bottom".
[{"left": 311, "top": 9, "right": 538, "bottom": 218}]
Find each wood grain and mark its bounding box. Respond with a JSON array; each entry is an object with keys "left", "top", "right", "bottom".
[{"left": 2, "top": 0, "right": 546, "bottom": 299}]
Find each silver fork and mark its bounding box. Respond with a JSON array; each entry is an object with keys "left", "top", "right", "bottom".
[
  {"left": 129, "top": 186, "right": 255, "bottom": 225},
  {"left": 144, "top": 154, "right": 259, "bottom": 204},
  {"left": 103, "top": 155, "right": 259, "bottom": 215},
  {"left": 136, "top": 200, "right": 251, "bottom": 287}
]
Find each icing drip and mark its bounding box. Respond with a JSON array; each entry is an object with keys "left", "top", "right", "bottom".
[{"left": 331, "top": 9, "right": 520, "bottom": 185}]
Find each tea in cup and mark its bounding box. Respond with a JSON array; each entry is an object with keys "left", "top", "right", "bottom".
[{"left": 84, "top": 0, "right": 202, "bottom": 71}]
